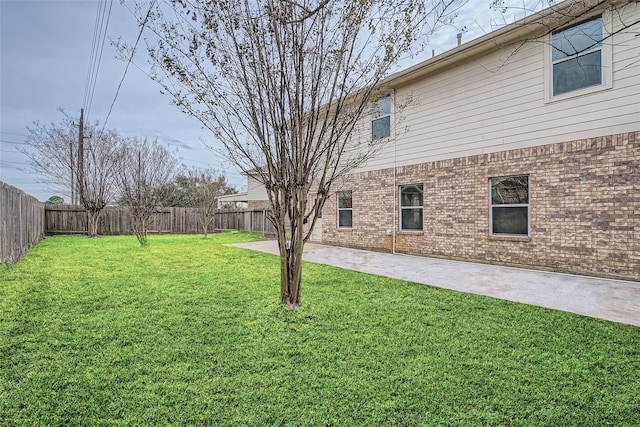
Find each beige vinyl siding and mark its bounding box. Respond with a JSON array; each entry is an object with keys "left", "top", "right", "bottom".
[
  {"left": 360, "top": 3, "right": 640, "bottom": 172},
  {"left": 246, "top": 175, "right": 268, "bottom": 201}
]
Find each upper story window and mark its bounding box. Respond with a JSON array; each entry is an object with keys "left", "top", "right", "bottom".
[
  {"left": 490, "top": 175, "right": 529, "bottom": 237},
  {"left": 337, "top": 190, "right": 352, "bottom": 228},
  {"left": 371, "top": 95, "right": 391, "bottom": 140},
  {"left": 551, "top": 16, "right": 603, "bottom": 96}
]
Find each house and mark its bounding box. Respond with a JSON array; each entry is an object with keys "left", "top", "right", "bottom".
[
  {"left": 218, "top": 171, "right": 269, "bottom": 209},
  {"left": 315, "top": 0, "right": 639, "bottom": 280}
]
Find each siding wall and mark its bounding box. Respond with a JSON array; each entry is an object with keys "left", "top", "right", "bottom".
[
  {"left": 247, "top": 174, "right": 269, "bottom": 201},
  {"left": 360, "top": 3, "right": 640, "bottom": 172},
  {"left": 322, "top": 132, "right": 640, "bottom": 280}
]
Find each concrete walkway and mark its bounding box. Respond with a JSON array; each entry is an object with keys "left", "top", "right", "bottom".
[{"left": 236, "top": 240, "right": 640, "bottom": 326}]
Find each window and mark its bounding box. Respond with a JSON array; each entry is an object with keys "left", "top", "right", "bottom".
[
  {"left": 400, "top": 184, "right": 423, "bottom": 231},
  {"left": 337, "top": 191, "right": 352, "bottom": 228},
  {"left": 490, "top": 176, "right": 529, "bottom": 236},
  {"left": 371, "top": 95, "right": 391, "bottom": 140},
  {"left": 551, "top": 16, "right": 603, "bottom": 96}
]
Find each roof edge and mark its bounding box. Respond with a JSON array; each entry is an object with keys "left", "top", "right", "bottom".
[{"left": 383, "top": 0, "right": 611, "bottom": 88}]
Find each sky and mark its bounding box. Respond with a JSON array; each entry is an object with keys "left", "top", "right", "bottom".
[{"left": 0, "top": 0, "right": 542, "bottom": 202}]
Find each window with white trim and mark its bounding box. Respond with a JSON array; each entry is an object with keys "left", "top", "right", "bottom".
[
  {"left": 371, "top": 95, "right": 391, "bottom": 140},
  {"left": 490, "top": 176, "right": 529, "bottom": 237},
  {"left": 337, "top": 190, "right": 352, "bottom": 228},
  {"left": 400, "top": 184, "right": 423, "bottom": 231},
  {"left": 551, "top": 16, "right": 603, "bottom": 96}
]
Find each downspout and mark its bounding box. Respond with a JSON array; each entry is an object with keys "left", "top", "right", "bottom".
[{"left": 392, "top": 89, "right": 398, "bottom": 255}]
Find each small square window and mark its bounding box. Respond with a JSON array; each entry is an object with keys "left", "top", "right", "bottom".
[
  {"left": 372, "top": 95, "right": 391, "bottom": 140},
  {"left": 400, "top": 184, "right": 423, "bottom": 231},
  {"left": 337, "top": 190, "right": 352, "bottom": 228},
  {"left": 490, "top": 176, "right": 529, "bottom": 236}
]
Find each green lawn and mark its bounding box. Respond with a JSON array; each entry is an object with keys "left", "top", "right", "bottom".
[{"left": 1, "top": 233, "right": 638, "bottom": 426}]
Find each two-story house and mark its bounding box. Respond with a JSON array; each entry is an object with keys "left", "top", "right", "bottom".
[{"left": 317, "top": 0, "right": 639, "bottom": 280}]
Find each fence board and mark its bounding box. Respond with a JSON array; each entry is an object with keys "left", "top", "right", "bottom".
[
  {"left": 43, "top": 205, "right": 276, "bottom": 236},
  {"left": 0, "top": 181, "right": 45, "bottom": 264}
]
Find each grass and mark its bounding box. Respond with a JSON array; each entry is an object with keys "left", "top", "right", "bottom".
[{"left": 1, "top": 233, "right": 638, "bottom": 426}]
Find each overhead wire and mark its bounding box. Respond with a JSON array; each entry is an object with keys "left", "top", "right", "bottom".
[
  {"left": 0, "top": 139, "right": 29, "bottom": 145},
  {"left": 82, "top": 0, "right": 101, "bottom": 114},
  {"left": 0, "top": 131, "right": 29, "bottom": 138},
  {"left": 99, "top": 0, "right": 156, "bottom": 136},
  {"left": 82, "top": 0, "right": 114, "bottom": 123}
]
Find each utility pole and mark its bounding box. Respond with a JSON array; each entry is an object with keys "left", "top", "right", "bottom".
[
  {"left": 70, "top": 140, "right": 75, "bottom": 205},
  {"left": 77, "top": 108, "right": 85, "bottom": 205}
]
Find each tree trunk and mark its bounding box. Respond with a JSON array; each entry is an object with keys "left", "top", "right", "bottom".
[
  {"left": 279, "top": 241, "right": 303, "bottom": 309},
  {"left": 277, "top": 203, "right": 305, "bottom": 310},
  {"left": 134, "top": 214, "right": 149, "bottom": 246},
  {"left": 87, "top": 209, "right": 101, "bottom": 238},
  {"left": 199, "top": 209, "right": 209, "bottom": 238}
]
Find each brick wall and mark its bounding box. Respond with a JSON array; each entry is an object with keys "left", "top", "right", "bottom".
[
  {"left": 248, "top": 200, "right": 270, "bottom": 210},
  {"left": 322, "top": 132, "right": 640, "bottom": 280}
]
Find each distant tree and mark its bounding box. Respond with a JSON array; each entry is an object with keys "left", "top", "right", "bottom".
[
  {"left": 117, "top": 138, "right": 181, "bottom": 246},
  {"left": 224, "top": 187, "right": 239, "bottom": 196},
  {"left": 130, "top": 0, "right": 465, "bottom": 309},
  {"left": 183, "top": 167, "right": 228, "bottom": 237},
  {"left": 221, "top": 186, "right": 240, "bottom": 209},
  {"left": 164, "top": 168, "right": 229, "bottom": 236},
  {"left": 45, "top": 195, "right": 64, "bottom": 205},
  {"left": 22, "top": 111, "right": 125, "bottom": 237},
  {"left": 21, "top": 112, "right": 76, "bottom": 201},
  {"left": 170, "top": 175, "right": 192, "bottom": 207}
]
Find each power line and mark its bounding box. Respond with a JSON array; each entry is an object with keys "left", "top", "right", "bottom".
[
  {"left": 99, "top": 0, "right": 155, "bottom": 135},
  {"left": 0, "top": 160, "right": 30, "bottom": 166},
  {"left": 83, "top": 1, "right": 102, "bottom": 112},
  {"left": 83, "top": 0, "right": 114, "bottom": 122},
  {"left": 0, "top": 180, "right": 41, "bottom": 185},
  {"left": 0, "top": 139, "right": 29, "bottom": 145},
  {"left": 0, "top": 131, "right": 29, "bottom": 138}
]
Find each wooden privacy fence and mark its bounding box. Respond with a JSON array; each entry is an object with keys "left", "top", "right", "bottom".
[
  {"left": 0, "top": 182, "right": 45, "bottom": 264},
  {"left": 1, "top": 188, "right": 275, "bottom": 264},
  {"left": 44, "top": 205, "right": 276, "bottom": 236}
]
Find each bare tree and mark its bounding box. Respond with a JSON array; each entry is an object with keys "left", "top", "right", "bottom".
[
  {"left": 22, "top": 112, "right": 125, "bottom": 237},
  {"left": 127, "top": 0, "right": 465, "bottom": 308},
  {"left": 182, "top": 167, "right": 228, "bottom": 238},
  {"left": 21, "top": 113, "right": 76, "bottom": 200},
  {"left": 117, "top": 138, "right": 181, "bottom": 246}
]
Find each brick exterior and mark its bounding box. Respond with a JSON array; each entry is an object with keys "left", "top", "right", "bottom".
[
  {"left": 322, "top": 132, "right": 640, "bottom": 280},
  {"left": 248, "top": 200, "right": 270, "bottom": 210}
]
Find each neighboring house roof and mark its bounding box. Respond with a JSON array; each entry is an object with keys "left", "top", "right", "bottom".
[
  {"left": 219, "top": 170, "right": 269, "bottom": 206},
  {"left": 218, "top": 192, "right": 251, "bottom": 204}
]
